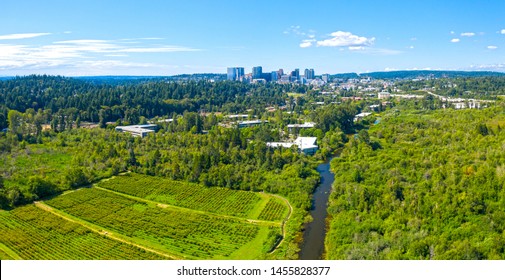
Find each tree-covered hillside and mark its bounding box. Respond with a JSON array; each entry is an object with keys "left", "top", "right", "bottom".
[
  {"left": 362, "top": 70, "right": 505, "bottom": 80},
  {"left": 326, "top": 107, "right": 505, "bottom": 259},
  {"left": 0, "top": 75, "right": 301, "bottom": 128}
]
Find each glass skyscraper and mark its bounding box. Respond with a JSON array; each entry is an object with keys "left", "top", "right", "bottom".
[{"left": 227, "top": 67, "right": 244, "bottom": 81}]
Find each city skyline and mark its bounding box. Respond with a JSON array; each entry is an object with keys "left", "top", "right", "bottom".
[{"left": 1, "top": 0, "right": 505, "bottom": 76}]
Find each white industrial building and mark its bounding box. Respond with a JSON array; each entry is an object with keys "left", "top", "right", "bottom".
[
  {"left": 238, "top": 120, "right": 267, "bottom": 128},
  {"left": 115, "top": 124, "right": 158, "bottom": 138},
  {"left": 266, "top": 136, "right": 318, "bottom": 155},
  {"left": 354, "top": 112, "right": 372, "bottom": 122}
]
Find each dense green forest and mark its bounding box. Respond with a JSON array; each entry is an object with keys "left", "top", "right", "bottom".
[
  {"left": 0, "top": 75, "right": 306, "bottom": 128},
  {"left": 326, "top": 107, "right": 505, "bottom": 259}
]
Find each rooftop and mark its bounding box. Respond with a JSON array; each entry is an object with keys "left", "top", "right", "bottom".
[{"left": 287, "top": 122, "right": 316, "bottom": 128}]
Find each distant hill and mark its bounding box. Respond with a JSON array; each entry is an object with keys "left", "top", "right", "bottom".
[
  {"left": 358, "top": 70, "right": 505, "bottom": 79},
  {"left": 329, "top": 73, "right": 360, "bottom": 80},
  {"left": 166, "top": 73, "right": 226, "bottom": 81},
  {"left": 75, "top": 73, "right": 226, "bottom": 85}
]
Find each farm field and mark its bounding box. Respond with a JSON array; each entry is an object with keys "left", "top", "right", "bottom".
[
  {"left": 0, "top": 205, "right": 168, "bottom": 260},
  {"left": 97, "top": 173, "right": 289, "bottom": 221},
  {"left": 0, "top": 174, "right": 290, "bottom": 260}
]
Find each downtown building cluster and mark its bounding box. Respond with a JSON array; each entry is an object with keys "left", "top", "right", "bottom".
[{"left": 227, "top": 66, "right": 330, "bottom": 85}]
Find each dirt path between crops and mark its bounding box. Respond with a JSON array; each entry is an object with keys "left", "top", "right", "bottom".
[
  {"left": 34, "top": 201, "right": 181, "bottom": 260},
  {"left": 268, "top": 194, "right": 293, "bottom": 252},
  {"left": 94, "top": 184, "right": 293, "bottom": 254},
  {"left": 95, "top": 186, "right": 282, "bottom": 227}
]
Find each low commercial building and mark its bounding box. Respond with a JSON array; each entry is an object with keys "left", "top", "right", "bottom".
[
  {"left": 266, "top": 136, "right": 318, "bottom": 155},
  {"left": 237, "top": 120, "right": 267, "bottom": 128},
  {"left": 369, "top": 104, "right": 380, "bottom": 111},
  {"left": 354, "top": 112, "right": 372, "bottom": 122},
  {"left": 227, "top": 114, "right": 252, "bottom": 119},
  {"left": 115, "top": 124, "right": 158, "bottom": 138},
  {"left": 294, "top": 137, "right": 318, "bottom": 155},
  {"left": 287, "top": 122, "right": 316, "bottom": 134},
  {"left": 266, "top": 142, "right": 294, "bottom": 149}
]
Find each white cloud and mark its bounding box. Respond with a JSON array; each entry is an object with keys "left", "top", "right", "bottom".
[
  {"left": 451, "top": 38, "right": 460, "bottom": 43},
  {"left": 461, "top": 32, "right": 475, "bottom": 37},
  {"left": 450, "top": 31, "right": 455, "bottom": 34},
  {"left": 487, "top": 45, "right": 498, "bottom": 50},
  {"left": 410, "top": 37, "right": 417, "bottom": 41},
  {"left": 408, "top": 45, "right": 415, "bottom": 49},
  {"left": 0, "top": 37, "right": 200, "bottom": 71},
  {"left": 48, "top": 39, "right": 199, "bottom": 54},
  {"left": 0, "top": 33, "right": 51, "bottom": 40},
  {"left": 501, "top": 29, "right": 505, "bottom": 34},
  {"left": 316, "top": 31, "right": 375, "bottom": 48},
  {"left": 299, "top": 39, "right": 314, "bottom": 48},
  {"left": 297, "top": 30, "right": 401, "bottom": 54}
]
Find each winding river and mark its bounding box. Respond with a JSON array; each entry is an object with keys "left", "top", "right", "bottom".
[{"left": 299, "top": 157, "right": 335, "bottom": 260}]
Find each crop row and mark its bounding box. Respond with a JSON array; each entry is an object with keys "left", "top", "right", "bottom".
[
  {"left": 0, "top": 205, "right": 168, "bottom": 260},
  {"left": 46, "top": 188, "right": 265, "bottom": 259},
  {"left": 97, "top": 173, "right": 262, "bottom": 218},
  {"left": 257, "top": 198, "right": 288, "bottom": 221},
  {"left": 0, "top": 248, "right": 14, "bottom": 260}
]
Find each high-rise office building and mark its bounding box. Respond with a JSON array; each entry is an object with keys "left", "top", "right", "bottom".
[
  {"left": 227, "top": 68, "right": 235, "bottom": 80},
  {"left": 237, "top": 67, "right": 244, "bottom": 80},
  {"left": 290, "top": 69, "right": 300, "bottom": 81},
  {"left": 271, "top": 71, "right": 278, "bottom": 81},
  {"left": 309, "top": 69, "right": 315, "bottom": 79},
  {"left": 322, "top": 74, "right": 330, "bottom": 83},
  {"left": 252, "top": 66, "right": 263, "bottom": 79},
  {"left": 227, "top": 67, "right": 244, "bottom": 81},
  {"left": 304, "top": 68, "right": 315, "bottom": 80}
]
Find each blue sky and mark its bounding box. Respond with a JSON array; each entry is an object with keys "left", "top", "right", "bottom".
[{"left": 1, "top": 0, "right": 504, "bottom": 76}]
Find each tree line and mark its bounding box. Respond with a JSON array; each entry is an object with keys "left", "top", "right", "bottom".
[{"left": 0, "top": 75, "right": 310, "bottom": 128}]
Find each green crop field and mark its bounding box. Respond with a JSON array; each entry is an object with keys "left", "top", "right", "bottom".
[
  {"left": 0, "top": 205, "right": 168, "bottom": 260},
  {"left": 257, "top": 198, "right": 290, "bottom": 221},
  {"left": 0, "top": 174, "right": 290, "bottom": 260},
  {"left": 96, "top": 173, "right": 287, "bottom": 221}
]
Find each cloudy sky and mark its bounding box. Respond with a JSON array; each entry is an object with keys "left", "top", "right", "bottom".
[{"left": 1, "top": 0, "right": 504, "bottom": 76}]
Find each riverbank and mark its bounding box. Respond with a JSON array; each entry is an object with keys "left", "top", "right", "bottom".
[{"left": 299, "top": 157, "right": 336, "bottom": 260}]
